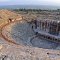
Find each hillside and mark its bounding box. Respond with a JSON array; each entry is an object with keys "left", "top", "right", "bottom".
[
  {"left": 0, "top": 9, "right": 21, "bottom": 25},
  {"left": 0, "top": 9, "right": 22, "bottom": 34}
]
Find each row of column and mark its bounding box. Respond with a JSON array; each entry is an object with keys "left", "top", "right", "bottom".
[
  {"left": 33, "top": 20, "right": 60, "bottom": 35},
  {"left": 36, "top": 20, "right": 50, "bottom": 32}
]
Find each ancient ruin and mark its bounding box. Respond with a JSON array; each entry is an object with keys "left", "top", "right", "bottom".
[{"left": 32, "top": 19, "right": 60, "bottom": 42}]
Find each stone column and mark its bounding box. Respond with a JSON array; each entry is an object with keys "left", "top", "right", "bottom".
[
  {"left": 40, "top": 21, "right": 41, "bottom": 30},
  {"left": 41, "top": 21, "right": 42, "bottom": 30}
]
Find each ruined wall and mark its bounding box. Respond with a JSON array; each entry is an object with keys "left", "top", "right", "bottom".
[{"left": 33, "top": 19, "right": 60, "bottom": 36}]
